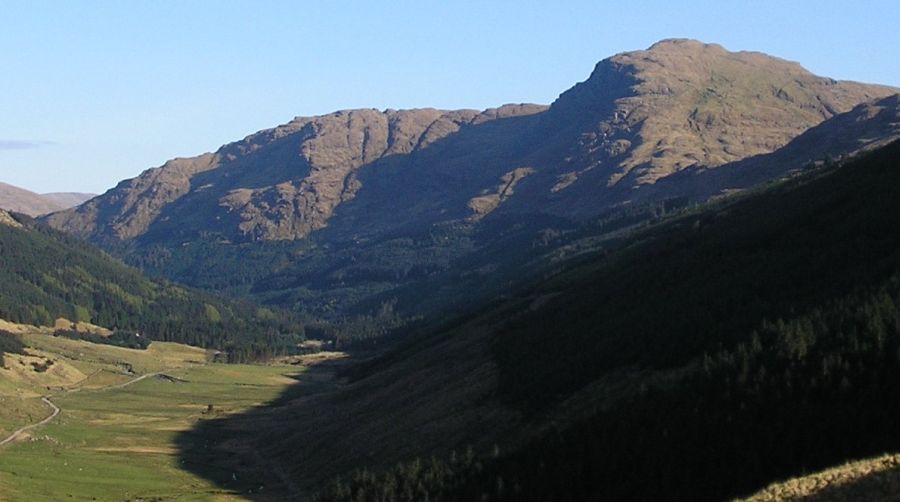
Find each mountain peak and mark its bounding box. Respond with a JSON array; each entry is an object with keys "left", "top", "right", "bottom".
[
  {"left": 647, "top": 37, "right": 724, "bottom": 51},
  {"left": 632, "top": 38, "right": 807, "bottom": 75},
  {"left": 44, "top": 41, "right": 898, "bottom": 258},
  {"left": 547, "top": 40, "right": 897, "bottom": 189}
]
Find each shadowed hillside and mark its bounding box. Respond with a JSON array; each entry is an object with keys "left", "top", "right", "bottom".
[{"left": 175, "top": 140, "right": 900, "bottom": 500}]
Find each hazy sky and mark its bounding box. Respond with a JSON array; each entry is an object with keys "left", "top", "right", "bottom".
[{"left": 2, "top": 1, "right": 899, "bottom": 193}]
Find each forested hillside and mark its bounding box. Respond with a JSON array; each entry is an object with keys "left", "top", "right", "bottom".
[
  {"left": 260, "top": 140, "right": 900, "bottom": 501},
  {"left": 0, "top": 212, "right": 302, "bottom": 361}
]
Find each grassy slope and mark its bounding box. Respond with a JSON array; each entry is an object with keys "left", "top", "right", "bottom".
[{"left": 0, "top": 326, "right": 302, "bottom": 501}]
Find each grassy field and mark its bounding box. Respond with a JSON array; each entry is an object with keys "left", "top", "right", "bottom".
[{"left": 0, "top": 326, "right": 303, "bottom": 501}]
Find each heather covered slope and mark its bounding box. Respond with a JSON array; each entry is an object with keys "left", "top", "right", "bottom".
[
  {"left": 43, "top": 40, "right": 897, "bottom": 321},
  {"left": 180, "top": 140, "right": 900, "bottom": 500}
]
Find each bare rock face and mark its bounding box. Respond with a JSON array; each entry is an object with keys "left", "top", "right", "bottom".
[{"left": 44, "top": 40, "right": 898, "bottom": 251}]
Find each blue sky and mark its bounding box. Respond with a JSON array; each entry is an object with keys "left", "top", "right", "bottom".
[{"left": 2, "top": 1, "right": 899, "bottom": 193}]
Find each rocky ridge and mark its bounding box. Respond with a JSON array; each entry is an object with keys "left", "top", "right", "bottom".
[
  {"left": 46, "top": 40, "right": 897, "bottom": 245},
  {"left": 41, "top": 40, "right": 899, "bottom": 316}
]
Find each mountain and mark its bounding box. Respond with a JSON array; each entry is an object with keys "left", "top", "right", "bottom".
[
  {"left": 44, "top": 104, "right": 546, "bottom": 242},
  {"left": 180, "top": 139, "right": 900, "bottom": 501},
  {"left": 0, "top": 209, "right": 302, "bottom": 361},
  {"left": 44, "top": 40, "right": 899, "bottom": 319},
  {"left": 0, "top": 182, "right": 93, "bottom": 216}
]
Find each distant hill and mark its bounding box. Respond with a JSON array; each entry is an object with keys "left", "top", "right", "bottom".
[
  {"left": 181, "top": 139, "right": 900, "bottom": 500},
  {"left": 41, "top": 191, "right": 95, "bottom": 209},
  {"left": 0, "top": 181, "right": 93, "bottom": 216},
  {"left": 0, "top": 209, "right": 302, "bottom": 361},
  {"left": 44, "top": 40, "right": 899, "bottom": 320}
]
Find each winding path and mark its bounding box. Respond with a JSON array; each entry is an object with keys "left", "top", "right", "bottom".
[
  {"left": 105, "top": 372, "right": 159, "bottom": 390},
  {"left": 0, "top": 397, "right": 60, "bottom": 447},
  {"left": 0, "top": 372, "right": 159, "bottom": 448}
]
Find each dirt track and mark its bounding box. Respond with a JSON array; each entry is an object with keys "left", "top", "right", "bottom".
[
  {"left": 0, "top": 397, "right": 59, "bottom": 447},
  {"left": 0, "top": 372, "right": 159, "bottom": 449}
]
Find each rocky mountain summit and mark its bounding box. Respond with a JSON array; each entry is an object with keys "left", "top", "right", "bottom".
[
  {"left": 43, "top": 40, "right": 899, "bottom": 315},
  {"left": 47, "top": 40, "right": 896, "bottom": 245},
  {"left": 539, "top": 39, "right": 893, "bottom": 186}
]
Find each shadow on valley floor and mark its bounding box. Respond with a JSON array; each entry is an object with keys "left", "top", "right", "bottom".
[
  {"left": 173, "top": 142, "right": 900, "bottom": 501},
  {"left": 173, "top": 317, "right": 516, "bottom": 502},
  {"left": 174, "top": 358, "right": 351, "bottom": 501}
]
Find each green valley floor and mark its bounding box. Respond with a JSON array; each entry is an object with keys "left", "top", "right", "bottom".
[{"left": 0, "top": 324, "right": 304, "bottom": 501}]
